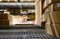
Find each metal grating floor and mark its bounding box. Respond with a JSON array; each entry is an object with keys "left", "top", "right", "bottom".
[{"left": 0, "top": 29, "right": 57, "bottom": 39}]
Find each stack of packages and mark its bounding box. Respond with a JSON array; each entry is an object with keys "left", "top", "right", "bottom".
[{"left": 0, "top": 13, "right": 9, "bottom": 27}]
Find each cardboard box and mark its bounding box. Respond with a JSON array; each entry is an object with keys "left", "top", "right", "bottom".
[
  {"left": 0, "top": 14, "right": 8, "bottom": 20},
  {"left": 0, "top": 20, "right": 9, "bottom": 27}
]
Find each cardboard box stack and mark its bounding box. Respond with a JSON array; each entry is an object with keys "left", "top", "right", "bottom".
[{"left": 0, "top": 13, "right": 9, "bottom": 27}]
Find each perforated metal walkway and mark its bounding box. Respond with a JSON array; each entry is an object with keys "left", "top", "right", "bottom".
[{"left": 0, "top": 29, "right": 57, "bottom": 39}]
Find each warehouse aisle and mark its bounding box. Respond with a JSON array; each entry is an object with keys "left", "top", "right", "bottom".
[{"left": 0, "top": 28, "right": 57, "bottom": 39}]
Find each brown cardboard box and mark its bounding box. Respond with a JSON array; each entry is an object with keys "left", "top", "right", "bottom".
[
  {"left": 3, "top": 0, "right": 8, "bottom": 2},
  {"left": 0, "top": 13, "right": 9, "bottom": 27},
  {"left": 45, "top": 11, "right": 60, "bottom": 38},
  {"left": 0, "top": 20, "right": 9, "bottom": 27},
  {"left": 0, "top": 14, "right": 8, "bottom": 20},
  {"left": 9, "top": 0, "right": 17, "bottom": 2},
  {"left": 10, "top": 9, "right": 20, "bottom": 15},
  {"left": 53, "top": 0, "right": 60, "bottom": 2}
]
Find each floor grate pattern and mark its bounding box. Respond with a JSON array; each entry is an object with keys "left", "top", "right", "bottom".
[{"left": 0, "top": 29, "right": 57, "bottom": 39}]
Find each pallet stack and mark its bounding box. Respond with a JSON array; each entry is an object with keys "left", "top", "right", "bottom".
[{"left": 0, "top": 13, "right": 9, "bottom": 27}]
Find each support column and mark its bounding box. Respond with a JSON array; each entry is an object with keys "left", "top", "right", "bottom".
[{"left": 35, "top": 0, "right": 42, "bottom": 26}]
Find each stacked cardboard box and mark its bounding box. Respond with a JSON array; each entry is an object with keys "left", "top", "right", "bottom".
[
  {"left": 9, "top": 9, "right": 20, "bottom": 15},
  {"left": 45, "top": 11, "right": 60, "bottom": 38},
  {"left": 0, "top": 13, "right": 9, "bottom": 27},
  {"left": 0, "top": 14, "right": 8, "bottom": 20},
  {"left": 9, "top": 0, "right": 17, "bottom": 2},
  {"left": 2, "top": 0, "right": 8, "bottom": 2}
]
